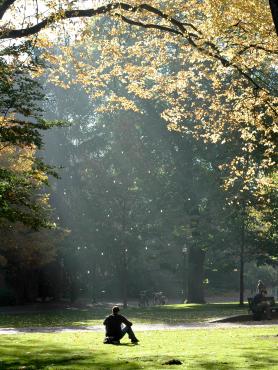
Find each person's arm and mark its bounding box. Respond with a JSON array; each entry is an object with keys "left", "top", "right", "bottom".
[
  {"left": 120, "top": 315, "right": 132, "bottom": 326},
  {"left": 103, "top": 317, "right": 108, "bottom": 325}
]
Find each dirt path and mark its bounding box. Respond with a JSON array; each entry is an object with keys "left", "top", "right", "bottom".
[{"left": 0, "top": 320, "right": 277, "bottom": 335}]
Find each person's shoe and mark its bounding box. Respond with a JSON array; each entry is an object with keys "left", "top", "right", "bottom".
[
  {"left": 131, "top": 338, "right": 139, "bottom": 344},
  {"left": 104, "top": 337, "right": 118, "bottom": 344}
]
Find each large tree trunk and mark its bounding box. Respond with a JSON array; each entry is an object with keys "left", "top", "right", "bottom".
[
  {"left": 269, "top": 0, "right": 278, "bottom": 35},
  {"left": 239, "top": 221, "right": 245, "bottom": 306},
  {"left": 121, "top": 199, "right": 128, "bottom": 308},
  {"left": 187, "top": 246, "right": 206, "bottom": 303},
  {"left": 121, "top": 250, "right": 128, "bottom": 308}
]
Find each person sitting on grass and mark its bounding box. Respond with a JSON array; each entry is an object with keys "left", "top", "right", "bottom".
[
  {"left": 253, "top": 289, "right": 271, "bottom": 320},
  {"left": 103, "top": 305, "right": 139, "bottom": 344}
]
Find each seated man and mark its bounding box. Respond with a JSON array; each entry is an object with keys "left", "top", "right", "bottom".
[
  {"left": 253, "top": 290, "right": 271, "bottom": 320},
  {"left": 103, "top": 305, "right": 139, "bottom": 344},
  {"left": 257, "top": 280, "right": 267, "bottom": 294}
]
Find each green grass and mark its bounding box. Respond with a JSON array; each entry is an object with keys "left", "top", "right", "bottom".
[
  {"left": 1, "top": 327, "right": 278, "bottom": 369},
  {"left": 0, "top": 303, "right": 247, "bottom": 328}
]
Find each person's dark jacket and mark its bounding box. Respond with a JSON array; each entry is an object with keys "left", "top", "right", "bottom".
[
  {"left": 103, "top": 314, "right": 132, "bottom": 340},
  {"left": 253, "top": 293, "right": 265, "bottom": 305}
]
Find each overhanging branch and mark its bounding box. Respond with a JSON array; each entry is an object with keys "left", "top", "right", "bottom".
[
  {"left": 0, "top": 0, "right": 16, "bottom": 20},
  {"left": 0, "top": 2, "right": 193, "bottom": 39},
  {"left": 118, "top": 14, "right": 183, "bottom": 36}
]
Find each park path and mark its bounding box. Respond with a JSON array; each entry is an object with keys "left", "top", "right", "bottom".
[{"left": 0, "top": 320, "right": 277, "bottom": 335}]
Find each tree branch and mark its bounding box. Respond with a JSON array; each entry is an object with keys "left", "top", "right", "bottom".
[
  {"left": 0, "top": 0, "right": 16, "bottom": 20},
  {"left": 0, "top": 2, "right": 198, "bottom": 39},
  {"left": 237, "top": 44, "right": 278, "bottom": 55},
  {"left": 118, "top": 14, "right": 183, "bottom": 37}
]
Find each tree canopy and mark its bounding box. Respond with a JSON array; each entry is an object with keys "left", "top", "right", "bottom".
[{"left": 2, "top": 0, "right": 276, "bottom": 198}]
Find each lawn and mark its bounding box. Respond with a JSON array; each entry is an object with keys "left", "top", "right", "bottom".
[
  {"left": 1, "top": 327, "right": 278, "bottom": 369},
  {"left": 0, "top": 303, "right": 247, "bottom": 328}
]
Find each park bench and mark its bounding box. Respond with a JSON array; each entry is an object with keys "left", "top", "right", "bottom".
[
  {"left": 248, "top": 296, "right": 278, "bottom": 320},
  {"left": 153, "top": 292, "right": 167, "bottom": 305}
]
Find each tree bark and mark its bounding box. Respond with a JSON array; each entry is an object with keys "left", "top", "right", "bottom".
[
  {"left": 269, "top": 0, "right": 278, "bottom": 35},
  {"left": 239, "top": 220, "right": 245, "bottom": 306},
  {"left": 121, "top": 198, "right": 128, "bottom": 308},
  {"left": 122, "top": 251, "right": 128, "bottom": 308},
  {"left": 186, "top": 246, "right": 206, "bottom": 303}
]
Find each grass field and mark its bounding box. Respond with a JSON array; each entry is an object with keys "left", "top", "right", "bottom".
[
  {"left": 1, "top": 327, "right": 278, "bottom": 369},
  {"left": 0, "top": 303, "right": 247, "bottom": 328}
]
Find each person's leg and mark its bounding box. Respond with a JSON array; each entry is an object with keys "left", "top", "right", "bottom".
[
  {"left": 257, "top": 302, "right": 271, "bottom": 319},
  {"left": 264, "top": 303, "right": 271, "bottom": 319},
  {"left": 120, "top": 326, "right": 139, "bottom": 342}
]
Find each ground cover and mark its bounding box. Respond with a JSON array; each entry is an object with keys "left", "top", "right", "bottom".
[
  {"left": 1, "top": 327, "right": 278, "bottom": 369},
  {"left": 0, "top": 303, "right": 247, "bottom": 328}
]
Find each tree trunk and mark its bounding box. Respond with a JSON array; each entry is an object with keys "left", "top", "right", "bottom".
[
  {"left": 269, "top": 0, "right": 278, "bottom": 35},
  {"left": 122, "top": 251, "right": 128, "bottom": 308},
  {"left": 187, "top": 246, "right": 206, "bottom": 303},
  {"left": 182, "top": 250, "right": 188, "bottom": 303},
  {"left": 121, "top": 198, "right": 128, "bottom": 308},
  {"left": 239, "top": 220, "right": 245, "bottom": 306}
]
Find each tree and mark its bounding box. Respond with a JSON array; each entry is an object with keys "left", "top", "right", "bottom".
[
  {"left": 0, "top": 41, "right": 62, "bottom": 228},
  {"left": 42, "top": 70, "right": 216, "bottom": 303},
  {"left": 0, "top": 220, "right": 67, "bottom": 303}
]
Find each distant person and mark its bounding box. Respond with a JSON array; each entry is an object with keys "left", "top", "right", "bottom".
[
  {"left": 103, "top": 305, "right": 139, "bottom": 344},
  {"left": 253, "top": 290, "right": 271, "bottom": 320},
  {"left": 257, "top": 280, "right": 267, "bottom": 294}
]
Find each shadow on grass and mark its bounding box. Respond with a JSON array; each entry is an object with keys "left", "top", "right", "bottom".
[
  {"left": 189, "top": 359, "right": 236, "bottom": 370},
  {"left": 194, "top": 345, "right": 278, "bottom": 369},
  {"left": 0, "top": 337, "right": 141, "bottom": 370}
]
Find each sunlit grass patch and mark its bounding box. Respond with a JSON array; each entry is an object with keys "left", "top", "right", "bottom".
[{"left": 0, "top": 327, "right": 278, "bottom": 369}]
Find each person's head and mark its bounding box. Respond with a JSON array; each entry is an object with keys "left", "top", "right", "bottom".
[{"left": 112, "top": 306, "right": 120, "bottom": 315}]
